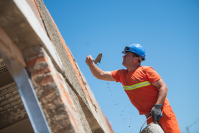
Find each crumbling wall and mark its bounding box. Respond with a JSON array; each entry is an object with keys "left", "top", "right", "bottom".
[
  {"left": 0, "top": 0, "right": 114, "bottom": 133},
  {"left": 23, "top": 46, "right": 88, "bottom": 133},
  {"left": 25, "top": 0, "right": 114, "bottom": 133}
]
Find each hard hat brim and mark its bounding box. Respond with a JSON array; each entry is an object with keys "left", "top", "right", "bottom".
[
  {"left": 122, "top": 50, "right": 132, "bottom": 54},
  {"left": 122, "top": 50, "right": 145, "bottom": 61}
]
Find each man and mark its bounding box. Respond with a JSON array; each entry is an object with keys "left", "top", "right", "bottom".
[{"left": 85, "top": 44, "right": 180, "bottom": 133}]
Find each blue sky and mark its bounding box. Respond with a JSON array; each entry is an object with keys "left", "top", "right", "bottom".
[{"left": 43, "top": 0, "right": 199, "bottom": 132}]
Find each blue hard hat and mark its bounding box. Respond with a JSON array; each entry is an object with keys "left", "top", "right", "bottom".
[{"left": 122, "top": 44, "right": 146, "bottom": 60}]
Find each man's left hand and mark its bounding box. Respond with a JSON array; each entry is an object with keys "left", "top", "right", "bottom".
[{"left": 151, "top": 104, "right": 162, "bottom": 123}]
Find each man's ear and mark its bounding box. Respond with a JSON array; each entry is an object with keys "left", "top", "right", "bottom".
[{"left": 139, "top": 57, "right": 142, "bottom": 62}]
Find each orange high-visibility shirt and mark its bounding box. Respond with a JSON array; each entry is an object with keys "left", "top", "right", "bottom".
[{"left": 111, "top": 66, "right": 170, "bottom": 115}]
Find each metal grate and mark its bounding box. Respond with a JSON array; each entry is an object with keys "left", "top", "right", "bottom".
[{"left": 0, "top": 82, "right": 28, "bottom": 130}]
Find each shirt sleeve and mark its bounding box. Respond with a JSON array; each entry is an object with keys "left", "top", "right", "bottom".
[
  {"left": 111, "top": 69, "right": 122, "bottom": 83},
  {"left": 145, "top": 66, "right": 161, "bottom": 83}
]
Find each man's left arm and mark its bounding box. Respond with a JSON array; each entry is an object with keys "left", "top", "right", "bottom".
[
  {"left": 152, "top": 79, "right": 168, "bottom": 104},
  {"left": 150, "top": 79, "right": 168, "bottom": 123},
  {"left": 145, "top": 66, "right": 168, "bottom": 122}
]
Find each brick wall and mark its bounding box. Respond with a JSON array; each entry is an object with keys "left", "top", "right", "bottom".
[
  {"left": 24, "top": 0, "right": 114, "bottom": 132},
  {"left": 24, "top": 46, "right": 89, "bottom": 133},
  {"left": 0, "top": 0, "right": 114, "bottom": 132}
]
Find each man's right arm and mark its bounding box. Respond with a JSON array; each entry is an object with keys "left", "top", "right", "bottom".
[{"left": 85, "top": 55, "right": 116, "bottom": 81}]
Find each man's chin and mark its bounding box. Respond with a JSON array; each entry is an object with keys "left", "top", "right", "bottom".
[{"left": 122, "top": 62, "right": 126, "bottom": 67}]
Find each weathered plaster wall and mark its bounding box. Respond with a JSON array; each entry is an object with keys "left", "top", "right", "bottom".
[
  {"left": 23, "top": 46, "right": 88, "bottom": 133},
  {"left": 26, "top": 0, "right": 113, "bottom": 133},
  {"left": 0, "top": 0, "right": 114, "bottom": 133}
]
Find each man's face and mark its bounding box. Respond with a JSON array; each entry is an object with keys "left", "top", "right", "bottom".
[{"left": 122, "top": 52, "right": 137, "bottom": 67}]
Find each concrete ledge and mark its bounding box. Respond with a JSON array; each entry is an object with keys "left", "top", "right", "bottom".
[{"left": 0, "top": 0, "right": 62, "bottom": 72}]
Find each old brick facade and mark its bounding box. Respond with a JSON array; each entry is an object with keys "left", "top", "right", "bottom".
[{"left": 0, "top": 0, "right": 114, "bottom": 133}]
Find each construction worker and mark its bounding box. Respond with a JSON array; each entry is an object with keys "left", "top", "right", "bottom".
[{"left": 85, "top": 44, "right": 180, "bottom": 133}]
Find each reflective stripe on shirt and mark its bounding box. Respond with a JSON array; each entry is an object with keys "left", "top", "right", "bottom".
[{"left": 123, "top": 81, "right": 151, "bottom": 90}]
